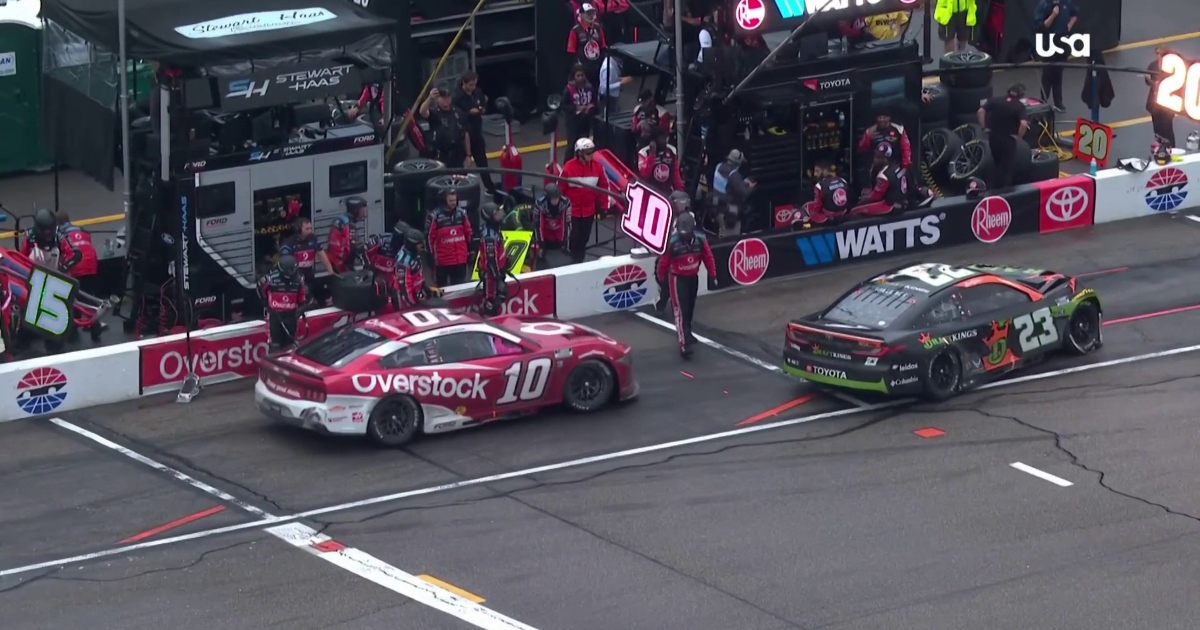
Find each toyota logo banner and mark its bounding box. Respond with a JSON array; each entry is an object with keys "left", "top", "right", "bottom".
[{"left": 1034, "top": 175, "right": 1096, "bottom": 234}]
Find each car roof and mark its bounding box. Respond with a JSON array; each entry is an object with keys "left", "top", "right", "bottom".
[{"left": 356, "top": 308, "right": 488, "bottom": 341}]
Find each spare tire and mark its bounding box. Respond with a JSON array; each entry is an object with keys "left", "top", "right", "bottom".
[
  {"left": 952, "top": 122, "right": 985, "bottom": 145},
  {"left": 949, "top": 138, "right": 994, "bottom": 184},
  {"left": 939, "top": 50, "right": 993, "bottom": 90},
  {"left": 920, "top": 82, "right": 951, "bottom": 123},
  {"left": 948, "top": 84, "right": 993, "bottom": 117},
  {"left": 1029, "top": 150, "right": 1061, "bottom": 183},
  {"left": 425, "top": 174, "right": 485, "bottom": 232},
  {"left": 393, "top": 158, "right": 444, "bottom": 227},
  {"left": 330, "top": 270, "right": 384, "bottom": 314},
  {"left": 922, "top": 127, "right": 963, "bottom": 174},
  {"left": 1013, "top": 138, "right": 1034, "bottom": 183}
]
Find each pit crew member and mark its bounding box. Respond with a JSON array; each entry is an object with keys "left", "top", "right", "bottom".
[
  {"left": 798, "top": 160, "right": 853, "bottom": 224},
  {"left": 54, "top": 210, "right": 99, "bottom": 293},
  {"left": 259, "top": 254, "right": 307, "bottom": 351},
  {"left": 425, "top": 189, "right": 473, "bottom": 287},
  {"left": 560, "top": 138, "right": 612, "bottom": 264},
  {"left": 476, "top": 203, "right": 509, "bottom": 316},
  {"left": 854, "top": 144, "right": 907, "bottom": 216},
  {"left": 533, "top": 183, "right": 572, "bottom": 260},
  {"left": 327, "top": 197, "right": 368, "bottom": 273},
  {"left": 637, "top": 126, "right": 684, "bottom": 195},
  {"left": 857, "top": 106, "right": 912, "bottom": 169},
  {"left": 656, "top": 211, "right": 716, "bottom": 358},
  {"left": 280, "top": 217, "right": 334, "bottom": 305}
]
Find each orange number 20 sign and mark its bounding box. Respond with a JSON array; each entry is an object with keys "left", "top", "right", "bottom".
[
  {"left": 1073, "top": 118, "right": 1112, "bottom": 168},
  {"left": 1154, "top": 52, "right": 1200, "bottom": 122}
]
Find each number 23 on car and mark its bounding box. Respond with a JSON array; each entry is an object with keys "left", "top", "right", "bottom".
[{"left": 254, "top": 308, "right": 639, "bottom": 446}]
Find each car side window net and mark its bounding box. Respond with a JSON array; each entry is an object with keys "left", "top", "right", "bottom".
[{"left": 295, "top": 326, "right": 384, "bottom": 367}]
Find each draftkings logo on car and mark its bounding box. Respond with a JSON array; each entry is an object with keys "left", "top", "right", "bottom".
[{"left": 351, "top": 373, "right": 490, "bottom": 399}]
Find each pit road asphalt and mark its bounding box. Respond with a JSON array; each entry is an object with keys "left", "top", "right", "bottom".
[{"left": 6, "top": 208, "right": 1200, "bottom": 629}]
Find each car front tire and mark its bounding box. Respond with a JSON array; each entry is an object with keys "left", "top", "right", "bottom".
[
  {"left": 367, "top": 395, "right": 423, "bottom": 447},
  {"left": 562, "top": 359, "right": 615, "bottom": 413}
]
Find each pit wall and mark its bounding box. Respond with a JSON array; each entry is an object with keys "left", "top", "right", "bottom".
[{"left": 3, "top": 154, "right": 1194, "bottom": 421}]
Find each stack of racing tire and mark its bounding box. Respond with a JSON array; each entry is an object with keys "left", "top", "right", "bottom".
[{"left": 920, "top": 50, "right": 1059, "bottom": 196}]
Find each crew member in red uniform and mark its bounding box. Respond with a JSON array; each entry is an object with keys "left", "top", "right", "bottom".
[
  {"left": 259, "top": 254, "right": 307, "bottom": 351},
  {"left": 54, "top": 210, "right": 99, "bottom": 292},
  {"left": 327, "top": 197, "right": 368, "bottom": 273},
  {"left": 560, "top": 138, "right": 612, "bottom": 264},
  {"left": 798, "top": 160, "right": 854, "bottom": 224},
  {"left": 567, "top": 4, "right": 606, "bottom": 79},
  {"left": 656, "top": 212, "right": 716, "bottom": 358},
  {"left": 0, "top": 279, "right": 14, "bottom": 362},
  {"left": 476, "top": 203, "right": 509, "bottom": 316},
  {"left": 533, "top": 183, "right": 571, "bottom": 261},
  {"left": 279, "top": 217, "right": 333, "bottom": 305},
  {"left": 425, "top": 189, "right": 473, "bottom": 286},
  {"left": 21, "top": 208, "right": 65, "bottom": 267},
  {"left": 631, "top": 91, "right": 672, "bottom": 134},
  {"left": 854, "top": 144, "right": 907, "bottom": 215},
  {"left": 856, "top": 107, "right": 912, "bottom": 169},
  {"left": 637, "top": 127, "right": 684, "bottom": 195}
]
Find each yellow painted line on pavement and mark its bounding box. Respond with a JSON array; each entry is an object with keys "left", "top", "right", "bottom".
[
  {"left": 485, "top": 140, "right": 566, "bottom": 159},
  {"left": 1057, "top": 116, "right": 1150, "bottom": 138},
  {"left": 0, "top": 212, "right": 125, "bottom": 239},
  {"left": 417, "top": 574, "right": 486, "bottom": 603},
  {"left": 1107, "top": 31, "right": 1200, "bottom": 52}
]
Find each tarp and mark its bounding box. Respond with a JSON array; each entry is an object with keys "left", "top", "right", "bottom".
[{"left": 39, "top": 0, "right": 397, "bottom": 71}]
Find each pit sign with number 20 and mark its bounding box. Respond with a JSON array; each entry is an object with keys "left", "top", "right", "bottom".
[
  {"left": 1072, "top": 118, "right": 1112, "bottom": 167},
  {"left": 621, "top": 181, "right": 673, "bottom": 255}
]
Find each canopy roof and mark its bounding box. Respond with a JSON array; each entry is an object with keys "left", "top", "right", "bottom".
[
  {"left": 40, "top": 0, "right": 396, "bottom": 68},
  {"left": 0, "top": 0, "right": 42, "bottom": 28}
]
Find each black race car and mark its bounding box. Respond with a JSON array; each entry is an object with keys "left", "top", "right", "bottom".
[{"left": 782, "top": 262, "right": 1103, "bottom": 400}]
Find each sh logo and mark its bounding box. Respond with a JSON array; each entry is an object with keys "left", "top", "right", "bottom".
[
  {"left": 1035, "top": 33, "right": 1090, "bottom": 58},
  {"left": 226, "top": 79, "right": 268, "bottom": 99}
]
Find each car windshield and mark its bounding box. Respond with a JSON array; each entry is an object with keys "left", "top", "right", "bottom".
[
  {"left": 294, "top": 326, "right": 386, "bottom": 367},
  {"left": 822, "top": 284, "right": 921, "bottom": 329}
]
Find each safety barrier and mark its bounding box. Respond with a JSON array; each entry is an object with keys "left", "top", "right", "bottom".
[{"left": 4, "top": 154, "right": 1199, "bottom": 421}]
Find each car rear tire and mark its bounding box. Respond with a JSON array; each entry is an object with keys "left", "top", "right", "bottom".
[
  {"left": 1065, "top": 300, "right": 1103, "bottom": 355},
  {"left": 367, "top": 395, "right": 423, "bottom": 447},
  {"left": 922, "top": 350, "right": 962, "bottom": 401},
  {"left": 562, "top": 359, "right": 615, "bottom": 413}
]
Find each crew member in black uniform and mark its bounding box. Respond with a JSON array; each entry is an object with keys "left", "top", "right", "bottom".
[
  {"left": 566, "top": 4, "right": 606, "bottom": 81},
  {"left": 655, "top": 212, "right": 717, "bottom": 358},
  {"left": 476, "top": 203, "right": 510, "bottom": 316},
  {"left": 563, "top": 65, "right": 598, "bottom": 159},
  {"left": 259, "top": 254, "right": 307, "bottom": 351},
  {"left": 655, "top": 191, "right": 694, "bottom": 313},
  {"left": 533, "top": 183, "right": 571, "bottom": 262},
  {"left": 1147, "top": 47, "right": 1177, "bottom": 147},
  {"left": 394, "top": 225, "right": 430, "bottom": 309},
  {"left": 419, "top": 87, "right": 472, "bottom": 168},
  {"left": 453, "top": 71, "right": 495, "bottom": 194},
  {"left": 279, "top": 217, "right": 334, "bottom": 305},
  {"left": 979, "top": 83, "right": 1029, "bottom": 189}
]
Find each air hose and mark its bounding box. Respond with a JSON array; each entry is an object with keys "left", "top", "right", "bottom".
[{"left": 920, "top": 161, "right": 944, "bottom": 198}]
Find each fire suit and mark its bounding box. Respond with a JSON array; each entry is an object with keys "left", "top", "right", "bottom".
[
  {"left": 279, "top": 233, "right": 323, "bottom": 300},
  {"left": 395, "top": 247, "right": 428, "bottom": 309},
  {"left": 260, "top": 269, "right": 307, "bottom": 350},
  {"left": 58, "top": 223, "right": 99, "bottom": 281},
  {"left": 856, "top": 163, "right": 908, "bottom": 215},
  {"left": 0, "top": 280, "right": 14, "bottom": 361},
  {"left": 566, "top": 21, "right": 606, "bottom": 74},
  {"left": 637, "top": 143, "right": 684, "bottom": 194},
  {"left": 366, "top": 233, "right": 400, "bottom": 310},
  {"left": 560, "top": 156, "right": 611, "bottom": 263},
  {"left": 327, "top": 213, "right": 361, "bottom": 273},
  {"left": 655, "top": 230, "right": 716, "bottom": 353},
  {"left": 21, "top": 228, "right": 73, "bottom": 270},
  {"left": 632, "top": 103, "right": 672, "bottom": 134},
  {"left": 533, "top": 195, "right": 572, "bottom": 254},
  {"left": 857, "top": 123, "right": 913, "bottom": 169},
  {"left": 476, "top": 227, "right": 509, "bottom": 316},
  {"left": 426, "top": 206, "right": 473, "bottom": 286},
  {"left": 800, "top": 176, "right": 853, "bottom": 224}
]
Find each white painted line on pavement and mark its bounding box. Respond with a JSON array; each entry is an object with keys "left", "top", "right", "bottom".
[
  {"left": 7, "top": 341, "right": 1200, "bottom": 579},
  {"left": 632, "top": 311, "right": 873, "bottom": 407},
  {"left": 46, "top": 418, "right": 539, "bottom": 630},
  {"left": 1185, "top": 215, "right": 1200, "bottom": 223},
  {"left": 269, "top": 523, "right": 536, "bottom": 630},
  {"left": 1010, "top": 462, "right": 1074, "bottom": 487}
]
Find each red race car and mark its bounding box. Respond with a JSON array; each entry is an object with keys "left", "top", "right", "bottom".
[{"left": 256, "top": 307, "right": 639, "bottom": 446}]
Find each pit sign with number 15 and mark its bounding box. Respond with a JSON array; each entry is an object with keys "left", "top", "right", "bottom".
[
  {"left": 23, "top": 266, "right": 79, "bottom": 340},
  {"left": 1072, "top": 118, "right": 1112, "bottom": 168}
]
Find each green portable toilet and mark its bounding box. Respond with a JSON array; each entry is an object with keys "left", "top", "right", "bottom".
[{"left": 0, "top": 0, "right": 50, "bottom": 175}]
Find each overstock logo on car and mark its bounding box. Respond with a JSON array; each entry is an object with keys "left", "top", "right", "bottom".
[{"left": 351, "top": 373, "right": 490, "bottom": 399}]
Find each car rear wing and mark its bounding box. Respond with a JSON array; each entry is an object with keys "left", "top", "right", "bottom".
[{"left": 786, "top": 321, "right": 884, "bottom": 349}]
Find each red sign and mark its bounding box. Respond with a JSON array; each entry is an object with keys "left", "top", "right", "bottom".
[
  {"left": 1072, "top": 118, "right": 1112, "bottom": 167},
  {"left": 1034, "top": 175, "right": 1095, "bottom": 233},
  {"left": 734, "top": 0, "right": 766, "bottom": 30},
  {"left": 971, "top": 196, "right": 1012, "bottom": 243},
  {"left": 444, "top": 274, "right": 557, "bottom": 316},
  {"left": 728, "top": 238, "right": 769, "bottom": 285},
  {"left": 1154, "top": 52, "right": 1200, "bottom": 122}
]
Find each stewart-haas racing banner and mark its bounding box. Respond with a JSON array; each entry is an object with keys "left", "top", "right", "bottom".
[{"left": 709, "top": 185, "right": 1041, "bottom": 286}]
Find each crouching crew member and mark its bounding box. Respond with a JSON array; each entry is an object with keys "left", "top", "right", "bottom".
[
  {"left": 426, "top": 189, "right": 473, "bottom": 286},
  {"left": 798, "top": 161, "right": 853, "bottom": 224},
  {"left": 21, "top": 208, "right": 62, "bottom": 264},
  {"left": 477, "top": 203, "right": 510, "bottom": 316},
  {"left": 637, "top": 127, "right": 684, "bottom": 195},
  {"left": 327, "top": 198, "right": 368, "bottom": 273},
  {"left": 279, "top": 217, "right": 333, "bottom": 305},
  {"left": 55, "top": 211, "right": 99, "bottom": 294},
  {"left": 855, "top": 144, "right": 907, "bottom": 216},
  {"left": 260, "top": 254, "right": 306, "bottom": 351},
  {"left": 533, "top": 184, "right": 571, "bottom": 261},
  {"left": 655, "top": 211, "right": 716, "bottom": 358}
]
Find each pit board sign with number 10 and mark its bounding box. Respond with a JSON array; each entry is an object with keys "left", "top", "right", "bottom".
[
  {"left": 621, "top": 181, "right": 673, "bottom": 255},
  {"left": 23, "top": 265, "right": 79, "bottom": 340}
]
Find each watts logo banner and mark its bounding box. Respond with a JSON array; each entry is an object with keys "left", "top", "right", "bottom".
[
  {"left": 740, "top": 0, "right": 922, "bottom": 32},
  {"left": 471, "top": 231, "right": 533, "bottom": 280}
]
